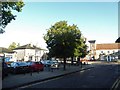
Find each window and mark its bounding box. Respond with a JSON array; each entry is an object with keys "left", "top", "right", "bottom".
[
  {"left": 29, "top": 56, "right": 32, "bottom": 61},
  {"left": 101, "top": 51, "right": 103, "bottom": 54},
  {"left": 113, "top": 50, "right": 115, "bottom": 54}
]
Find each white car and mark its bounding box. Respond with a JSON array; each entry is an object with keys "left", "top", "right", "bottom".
[
  {"left": 41, "top": 60, "right": 59, "bottom": 68},
  {"left": 50, "top": 60, "right": 59, "bottom": 68}
]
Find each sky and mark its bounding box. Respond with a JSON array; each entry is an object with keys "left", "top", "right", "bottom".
[{"left": 0, "top": 1, "right": 118, "bottom": 49}]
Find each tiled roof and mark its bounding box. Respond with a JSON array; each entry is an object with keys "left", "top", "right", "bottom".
[
  {"left": 0, "top": 47, "right": 15, "bottom": 53},
  {"left": 14, "top": 44, "right": 43, "bottom": 50},
  {"left": 96, "top": 43, "right": 120, "bottom": 50}
]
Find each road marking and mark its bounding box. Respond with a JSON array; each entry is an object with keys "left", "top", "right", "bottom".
[
  {"left": 15, "top": 76, "right": 63, "bottom": 89},
  {"left": 111, "top": 76, "right": 120, "bottom": 90},
  {"left": 80, "top": 70, "right": 85, "bottom": 73}
]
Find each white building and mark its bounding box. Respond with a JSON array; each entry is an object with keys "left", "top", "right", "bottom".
[
  {"left": 13, "top": 44, "right": 48, "bottom": 62},
  {"left": 0, "top": 47, "right": 17, "bottom": 62},
  {"left": 94, "top": 43, "right": 120, "bottom": 61}
]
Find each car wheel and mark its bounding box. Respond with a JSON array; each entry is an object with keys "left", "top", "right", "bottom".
[{"left": 40, "top": 68, "right": 44, "bottom": 71}]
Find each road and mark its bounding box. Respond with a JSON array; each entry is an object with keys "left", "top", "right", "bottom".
[{"left": 18, "top": 62, "right": 120, "bottom": 89}]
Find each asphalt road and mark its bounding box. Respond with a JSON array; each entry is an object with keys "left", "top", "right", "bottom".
[{"left": 18, "top": 63, "right": 120, "bottom": 89}]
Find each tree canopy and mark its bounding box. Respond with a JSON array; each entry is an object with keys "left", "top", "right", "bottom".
[
  {"left": 0, "top": 0, "right": 24, "bottom": 33},
  {"left": 44, "top": 21, "right": 88, "bottom": 69},
  {"left": 74, "top": 37, "right": 88, "bottom": 58},
  {"left": 8, "top": 42, "right": 20, "bottom": 50}
]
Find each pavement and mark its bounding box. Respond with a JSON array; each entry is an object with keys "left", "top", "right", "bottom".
[{"left": 2, "top": 63, "right": 94, "bottom": 89}]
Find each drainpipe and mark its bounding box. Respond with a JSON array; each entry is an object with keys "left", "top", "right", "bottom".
[{"left": 35, "top": 48, "right": 37, "bottom": 61}]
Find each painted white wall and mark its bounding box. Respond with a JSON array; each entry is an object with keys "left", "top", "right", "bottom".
[
  {"left": 96, "top": 49, "right": 119, "bottom": 60},
  {"left": 4, "top": 52, "right": 17, "bottom": 62},
  {"left": 14, "top": 49, "right": 47, "bottom": 62},
  {"left": 13, "top": 49, "right": 25, "bottom": 61}
]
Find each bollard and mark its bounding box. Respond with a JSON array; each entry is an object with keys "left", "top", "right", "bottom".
[
  {"left": 30, "top": 69, "right": 33, "bottom": 76},
  {"left": 80, "top": 62, "right": 82, "bottom": 68}
]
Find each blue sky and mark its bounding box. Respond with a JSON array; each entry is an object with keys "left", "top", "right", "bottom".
[{"left": 0, "top": 2, "right": 118, "bottom": 49}]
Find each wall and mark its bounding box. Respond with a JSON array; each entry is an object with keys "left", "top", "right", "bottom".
[
  {"left": 14, "top": 49, "right": 47, "bottom": 62},
  {"left": 96, "top": 49, "right": 119, "bottom": 60},
  {"left": 13, "top": 49, "right": 25, "bottom": 61},
  {"left": 4, "top": 52, "right": 17, "bottom": 62}
]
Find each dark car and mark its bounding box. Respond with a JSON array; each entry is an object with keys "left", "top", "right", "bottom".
[
  {"left": 2, "top": 61, "right": 9, "bottom": 79},
  {"left": 27, "top": 61, "right": 44, "bottom": 72},
  {"left": 9, "top": 62, "right": 29, "bottom": 74}
]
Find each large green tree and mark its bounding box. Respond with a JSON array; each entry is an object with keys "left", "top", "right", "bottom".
[
  {"left": 44, "top": 21, "right": 87, "bottom": 70},
  {"left": 0, "top": 0, "right": 24, "bottom": 33}
]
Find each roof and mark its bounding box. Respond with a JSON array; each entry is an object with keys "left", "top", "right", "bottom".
[
  {"left": 96, "top": 43, "right": 120, "bottom": 50},
  {"left": 115, "top": 37, "right": 120, "bottom": 43},
  {"left": 0, "top": 47, "right": 15, "bottom": 53},
  {"left": 88, "top": 40, "right": 96, "bottom": 43},
  {"left": 14, "top": 44, "right": 45, "bottom": 50}
]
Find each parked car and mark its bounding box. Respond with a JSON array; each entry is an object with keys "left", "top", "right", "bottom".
[
  {"left": 2, "top": 61, "right": 9, "bottom": 79},
  {"left": 41, "top": 60, "right": 59, "bottom": 68},
  {"left": 8, "top": 62, "right": 29, "bottom": 74},
  {"left": 27, "top": 61, "right": 44, "bottom": 72},
  {"left": 50, "top": 60, "right": 59, "bottom": 68},
  {"left": 41, "top": 60, "right": 51, "bottom": 67}
]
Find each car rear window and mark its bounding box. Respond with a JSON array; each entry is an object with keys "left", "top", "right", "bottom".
[{"left": 34, "top": 62, "right": 39, "bottom": 64}]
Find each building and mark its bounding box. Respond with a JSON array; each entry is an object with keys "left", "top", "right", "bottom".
[
  {"left": 95, "top": 43, "right": 120, "bottom": 61},
  {"left": 88, "top": 40, "right": 96, "bottom": 60},
  {"left": 87, "top": 38, "right": 120, "bottom": 61},
  {"left": 88, "top": 39, "right": 120, "bottom": 61},
  {"left": 0, "top": 47, "right": 17, "bottom": 62},
  {"left": 13, "top": 44, "right": 48, "bottom": 62},
  {"left": 115, "top": 37, "right": 120, "bottom": 43}
]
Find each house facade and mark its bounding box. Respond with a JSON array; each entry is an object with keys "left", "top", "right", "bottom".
[
  {"left": 13, "top": 44, "right": 48, "bottom": 62},
  {"left": 95, "top": 43, "right": 120, "bottom": 61},
  {"left": 88, "top": 41, "right": 120, "bottom": 61},
  {"left": 0, "top": 47, "right": 17, "bottom": 62}
]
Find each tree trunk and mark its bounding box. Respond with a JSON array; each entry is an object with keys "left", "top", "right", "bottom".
[
  {"left": 79, "top": 58, "right": 82, "bottom": 68},
  {"left": 71, "top": 57, "right": 74, "bottom": 65},
  {"left": 77, "top": 57, "right": 80, "bottom": 66},
  {"left": 63, "top": 57, "right": 66, "bottom": 70}
]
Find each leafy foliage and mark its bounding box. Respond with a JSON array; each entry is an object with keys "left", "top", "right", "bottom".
[
  {"left": 74, "top": 37, "right": 88, "bottom": 58},
  {"left": 0, "top": 0, "right": 24, "bottom": 33},
  {"left": 44, "top": 21, "right": 87, "bottom": 59},
  {"left": 8, "top": 42, "right": 20, "bottom": 50},
  {"left": 44, "top": 21, "right": 88, "bottom": 70}
]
